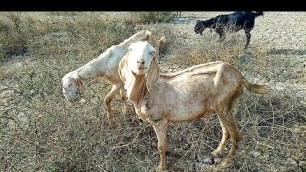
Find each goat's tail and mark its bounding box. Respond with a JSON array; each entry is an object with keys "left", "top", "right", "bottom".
[
  {"left": 252, "top": 11, "right": 264, "bottom": 17},
  {"left": 244, "top": 79, "right": 267, "bottom": 95}
]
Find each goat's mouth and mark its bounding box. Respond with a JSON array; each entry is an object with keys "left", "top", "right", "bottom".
[
  {"left": 63, "top": 92, "right": 82, "bottom": 102},
  {"left": 195, "top": 28, "right": 205, "bottom": 35},
  {"left": 195, "top": 30, "right": 202, "bottom": 35},
  {"left": 67, "top": 98, "right": 79, "bottom": 103},
  {"left": 138, "top": 67, "right": 147, "bottom": 70},
  {"left": 64, "top": 95, "right": 80, "bottom": 102}
]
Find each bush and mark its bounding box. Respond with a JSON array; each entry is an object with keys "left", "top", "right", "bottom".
[
  {"left": 0, "top": 12, "right": 28, "bottom": 58},
  {"left": 132, "top": 12, "right": 177, "bottom": 24}
]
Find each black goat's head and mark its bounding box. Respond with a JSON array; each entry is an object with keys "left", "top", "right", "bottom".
[{"left": 194, "top": 20, "right": 207, "bottom": 35}]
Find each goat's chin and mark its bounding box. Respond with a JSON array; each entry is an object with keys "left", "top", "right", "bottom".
[
  {"left": 195, "top": 31, "right": 203, "bottom": 35},
  {"left": 64, "top": 95, "right": 80, "bottom": 103},
  {"left": 132, "top": 69, "right": 148, "bottom": 76}
]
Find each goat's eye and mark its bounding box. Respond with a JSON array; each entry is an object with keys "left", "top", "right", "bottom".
[
  {"left": 150, "top": 51, "right": 155, "bottom": 56},
  {"left": 128, "top": 48, "right": 133, "bottom": 51},
  {"left": 68, "top": 82, "right": 72, "bottom": 87}
]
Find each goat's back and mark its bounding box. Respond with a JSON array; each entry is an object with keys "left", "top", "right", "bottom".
[
  {"left": 144, "top": 62, "right": 245, "bottom": 120},
  {"left": 207, "top": 11, "right": 263, "bottom": 31}
]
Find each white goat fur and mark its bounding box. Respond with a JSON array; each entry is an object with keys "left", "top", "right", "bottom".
[
  {"left": 61, "top": 30, "right": 165, "bottom": 126},
  {"left": 118, "top": 41, "right": 267, "bottom": 171}
]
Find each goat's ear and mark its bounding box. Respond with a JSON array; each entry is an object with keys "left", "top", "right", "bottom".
[
  {"left": 146, "top": 56, "right": 160, "bottom": 93},
  {"left": 118, "top": 54, "right": 127, "bottom": 83},
  {"left": 145, "top": 31, "right": 153, "bottom": 41},
  {"left": 154, "top": 36, "right": 166, "bottom": 60},
  {"left": 118, "top": 53, "right": 134, "bottom": 90},
  {"left": 74, "top": 76, "right": 86, "bottom": 93},
  {"left": 158, "top": 36, "right": 166, "bottom": 48},
  {"left": 159, "top": 36, "right": 166, "bottom": 47}
]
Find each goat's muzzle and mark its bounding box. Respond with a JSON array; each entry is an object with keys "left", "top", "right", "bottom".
[
  {"left": 137, "top": 59, "right": 145, "bottom": 64},
  {"left": 137, "top": 60, "right": 147, "bottom": 70}
]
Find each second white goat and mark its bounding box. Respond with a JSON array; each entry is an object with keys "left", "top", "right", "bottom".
[{"left": 62, "top": 30, "right": 165, "bottom": 126}]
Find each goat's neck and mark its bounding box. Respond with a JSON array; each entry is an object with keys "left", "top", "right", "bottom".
[
  {"left": 127, "top": 75, "right": 147, "bottom": 107},
  {"left": 75, "top": 58, "right": 105, "bottom": 81}
]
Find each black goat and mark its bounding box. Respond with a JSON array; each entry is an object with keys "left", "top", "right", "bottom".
[{"left": 194, "top": 11, "right": 264, "bottom": 49}]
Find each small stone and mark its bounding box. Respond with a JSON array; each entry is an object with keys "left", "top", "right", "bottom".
[{"left": 80, "top": 98, "right": 86, "bottom": 104}]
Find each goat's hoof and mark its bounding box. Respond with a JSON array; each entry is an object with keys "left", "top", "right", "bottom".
[
  {"left": 138, "top": 116, "right": 146, "bottom": 122},
  {"left": 211, "top": 150, "right": 222, "bottom": 157},
  {"left": 108, "top": 120, "right": 116, "bottom": 128},
  {"left": 156, "top": 165, "right": 166, "bottom": 172},
  {"left": 220, "top": 159, "right": 233, "bottom": 168}
]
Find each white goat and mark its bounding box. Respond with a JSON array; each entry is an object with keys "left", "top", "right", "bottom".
[
  {"left": 61, "top": 30, "right": 165, "bottom": 126},
  {"left": 118, "top": 41, "right": 267, "bottom": 171}
]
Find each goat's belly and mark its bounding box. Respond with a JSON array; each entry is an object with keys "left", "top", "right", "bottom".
[
  {"left": 168, "top": 109, "right": 215, "bottom": 122},
  {"left": 166, "top": 101, "right": 215, "bottom": 122}
]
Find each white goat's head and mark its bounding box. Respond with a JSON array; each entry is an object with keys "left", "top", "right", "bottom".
[
  {"left": 61, "top": 71, "right": 86, "bottom": 101},
  {"left": 119, "top": 41, "right": 160, "bottom": 93}
]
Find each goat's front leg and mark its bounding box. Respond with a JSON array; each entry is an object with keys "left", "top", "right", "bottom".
[
  {"left": 217, "top": 29, "right": 226, "bottom": 42},
  {"left": 245, "top": 31, "right": 251, "bottom": 49},
  {"left": 119, "top": 86, "right": 129, "bottom": 114},
  {"left": 152, "top": 118, "right": 168, "bottom": 172},
  {"left": 103, "top": 83, "right": 121, "bottom": 126}
]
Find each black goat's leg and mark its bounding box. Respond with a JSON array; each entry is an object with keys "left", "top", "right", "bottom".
[
  {"left": 218, "top": 31, "right": 226, "bottom": 42},
  {"left": 245, "top": 31, "right": 251, "bottom": 49}
]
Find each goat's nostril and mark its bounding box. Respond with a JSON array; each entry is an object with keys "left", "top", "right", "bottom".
[{"left": 137, "top": 60, "right": 145, "bottom": 65}]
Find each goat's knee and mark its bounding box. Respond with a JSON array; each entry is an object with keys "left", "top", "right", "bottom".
[
  {"left": 103, "top": 96, "right": 114, "bottom": 125},
  {"left": 103, "top": 96, "right": 113, "bottom": 112},
  {"left": 245, "top": 33, "right": 251, "bottom": 48},
  {"left": 120, "top": 90, "right": 129, "bottom": 114}
]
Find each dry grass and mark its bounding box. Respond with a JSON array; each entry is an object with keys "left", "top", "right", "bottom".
[{"left": 0, "top": 12, "right": 305, "bottom": 172}]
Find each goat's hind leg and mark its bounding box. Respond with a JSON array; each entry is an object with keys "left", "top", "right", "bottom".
[
  {"left": 217, "top": 29, "right": 226, "bottom": 43},
  {"left": 222, "top": 117, "right": 241, "bottom": 167},
  {"left": 103, "top": 83, "right": 122, "bottom": 126},
  {"left": 212, "top": 117, "right": 230, "bottom": 157},
  {"left": 218, "top": 100, "right": 242, "bottom": 167}
]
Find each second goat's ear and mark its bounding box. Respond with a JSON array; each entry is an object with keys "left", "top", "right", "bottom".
[
  {"left": 74, "top": 76, "right": 86, "bottom": 93},
  {"left": 118, "top": 53, "right": 127, "bottom": 83}
]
